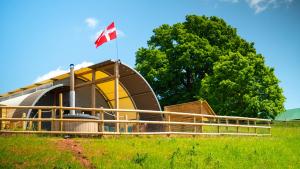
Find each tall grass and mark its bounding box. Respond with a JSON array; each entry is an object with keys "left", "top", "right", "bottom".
[
  {"left": 79, "top": 125, "right": 300, "bottom": 169},
  {"left": 0, "top": 124, "right": 299, "bottom": 169}
]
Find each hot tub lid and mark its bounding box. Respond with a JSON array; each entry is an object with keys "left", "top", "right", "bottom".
[{"left": 63, "top": 114, "right": 100, "bottom": 119}]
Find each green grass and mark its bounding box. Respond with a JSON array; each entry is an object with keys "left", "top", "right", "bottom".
[
  {"left": 0, "top": 135, "right": 82, "bottom": 169},
  {"left": 79, "top": 126, "right": 300, "bottom": 169},
  {"left": 0, "top": 124, "right": 299, "bottom": 169}
]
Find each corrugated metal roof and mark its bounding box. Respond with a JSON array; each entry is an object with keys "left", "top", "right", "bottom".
[
  {"left": 0, "top": 59, "right": 161, "bottom": 111},
  {"left": 275, "top": 108, "right": 300, "bottom": 121}
]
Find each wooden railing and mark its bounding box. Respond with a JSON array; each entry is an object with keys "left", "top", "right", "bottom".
[{"left": 0, "top": 106, "right": 271, "bottom": 136}]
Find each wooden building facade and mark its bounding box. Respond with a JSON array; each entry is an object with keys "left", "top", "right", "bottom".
[{"left": 164, "top": 100, "right": 216, "bottom": 132}]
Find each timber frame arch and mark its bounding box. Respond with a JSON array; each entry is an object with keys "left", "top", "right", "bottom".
[{"left": 0, "top": 60, "right": 163, "bottom": 131}]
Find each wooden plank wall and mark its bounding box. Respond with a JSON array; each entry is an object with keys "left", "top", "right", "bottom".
[{"left": 164, "top": 100, "right": 216, "bottom": 132}]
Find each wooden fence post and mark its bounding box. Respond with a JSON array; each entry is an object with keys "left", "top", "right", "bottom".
[
  {"left": 29, "top": 120, "right": 32, "bottom": 130},
  {"left": 217, "top": 118, "right": 220, "bottom": 133},
  {"left": 116, "top": 110, "right": 120, "bottom": 133},
  {"left": 136, "top": 112, "right": 140, "bottom": 133},
  {"left": 0, "top": 108, "right": 2, "bottom": 130},
  {"left": 10, "top": 122, "right": 14, "bottom": 130},
  {"left": 236, "top": 120, "right": 239, "bottom": 133},
  {"left": 101, "top": 111, "right": 104, "bottom": 132},
  {"left": 59, "top": 93, "right": 63, "bottom": 131},
  {"left": 22, "top": 113, "right": 26, "bottom": 130},
  {"left": 96, "top": 111, "right": 100, "bottom": 134},
  {"left": 9, "top": 109, "right": 14, "bottom": 130},
  {"left": 199, "top": 116, "right": 203, "bottom": 133},
  {"left": 193, "top": 116, "right": 197, "bottom": 133},
  {"left": 247, "top": 120, "right": 250, "bottom": 133},
  {"left": 0, "top": 106, "right": 272, "bottom": 136},
  {"left": 5, "top": 108, "right": 8, "bottom": 129},
  {"left": 254, "top": 121, "right": 257, "bottom": 133},
  {"left": 268, "top": 121, "right": 271, "bottom": 134},
  {"left": 51, "top": 109, "right": 56, "bottom": 131},
  {"left": 125, "top": 114, "right": 128, "bottom": 133},
  {"left": 226, "top": 119, "right": 229, "bottom": 132},
  {"left": 168, "top": 114, "right": 171, "bottom": 132},
  {"left": 38, "top": 109, "right": 42, "bottom": 131}
]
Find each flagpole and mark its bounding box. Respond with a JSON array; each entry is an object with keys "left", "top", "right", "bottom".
[
  {"left": 95, "top": 21, "right": 119, "bottom": 60},
  {"left": 115, "top": 37, "right": 119, "bottom": 60}
]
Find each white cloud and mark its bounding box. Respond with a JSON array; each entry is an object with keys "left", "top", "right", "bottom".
[
  {"left": 72, "top": 61, "right": 93, "bottom": 70},
  {"left": 247, "top": 0, "right": 294, "bottom": 13},
  {"left": 116, "top": 30, "right": 126, "bottom": 37},
  {"left": 246, "top": 0, "right": 274, "bottom": 13},
  {"left": 221, "top": 0, "right": 239, "bottom": 3},
  {"left": 85, "top": 18, "right": 98, "bottom": 28},
  {"left": 219, "top": 0, "right": 294, "bottom": 14},
  {"left": 220, "top": 0, "right": 293, "bottom": 13},
  {"left": 34, "top": 68, "right": 67, "bottom": 83},
  {"left": 34, "top": 61, "right": 94, "bottom": 83}
]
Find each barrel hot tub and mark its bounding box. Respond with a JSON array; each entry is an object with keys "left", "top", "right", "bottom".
[{"left": 54, "top": 114, "right": 99, "bottom": 133}]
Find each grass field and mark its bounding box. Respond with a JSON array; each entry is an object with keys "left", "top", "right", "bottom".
[{"left": 0, "top": 124, "right": 299, "bottom": 169}]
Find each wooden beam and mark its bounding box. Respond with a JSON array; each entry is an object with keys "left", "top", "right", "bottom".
[
  {"left": 125, "top": 114, "right": 128, "bottom": 133},
  {"left": 0, "top": 108, "right": 2, "bottom": 130},
  {"left": 22, "top": 113, "right": 26, "bottom": 130},
  {"left": 38, "top": 109, "right": 42, "bottom": 131},
  {"left": 114, "top": 61, "right": 120, "bottom": 133},
  {"left": 199, "top": 116, "right": 203, "bottom": 133},
  {"left": 136, "top": 112, "right": 140, "bottom": 132},
  {"left": 75, "top": 63, "right": 115, "bottom": 77},
  {"left": 236, "top": 120, "right": 239, "bottom": 133},
  {"left": 50, "top": 78, "right": 59, "bottom": 81},
  {"left": 74, "top": 70, "right": 93, "bottom": 77},
  {"left": 268, "top": 121, "right": 271, "bottom": 134},
  {"left": 35, "top": 83, "right": 44, "bottom": 86},
  {"left": 101, "top": 111, "right": 105, "bottom": 132},
  {"left": 75, "top": 76, "right": 115, "bottom": 89},
  {"left": 51, "top": 109, "right": 56, "bottom": 131},
  {"left": 0, "top": 106, "right": 272, "bottom": 122},
  {"left": 193, "top": 116, "right": 197, "bottom": 133},
  {"left": 59, "top": 93, "right": 63, "bottom": 131},
  {"left": 199, "top": 102, "right": 203, "bottom": 133},
  {"left": 217, "top": 118, "right": 220, "bottom": 133},
  {"left": 168, "top": 114, "right": 171, "bottom": 132},
  {"left": 29, "top": 121, "right": 32, "bottom": 130},
  {"left": 0, "top": 130, "right": 271, "bottom": 136},
  {"left": 247, "top": 120, "right": 250, "bottom": 133},
  {"left": 91, "top": 70, "right": 96, "bottom": 116},
  {"left": 0, "top": 118, "right": 271, "bottom": 129},
  {"left": 226, "top": 119, "right": 229, "bottom": 131}
]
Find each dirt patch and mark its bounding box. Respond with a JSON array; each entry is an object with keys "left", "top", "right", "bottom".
[{"left": 56, "top": 138, "right": 95, "bottom": 169}]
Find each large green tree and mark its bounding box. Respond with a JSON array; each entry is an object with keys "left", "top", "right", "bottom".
[
  {"left": 200, "top": 52, "right": 285, "bottom": 118},
  {"left": 135, "top": 15, "right": 285, "bottom": 118}
]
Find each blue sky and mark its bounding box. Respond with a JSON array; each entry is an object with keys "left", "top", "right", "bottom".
[{"left": 0, "top": 0, "right": 299, "bottom": 109}]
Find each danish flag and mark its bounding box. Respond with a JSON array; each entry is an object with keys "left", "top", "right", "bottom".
[{"left": 95, "top": 22, "right": 117, "bottom": 48}]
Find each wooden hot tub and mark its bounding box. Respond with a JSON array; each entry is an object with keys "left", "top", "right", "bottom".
[{"left": 54, "top": 114, "right": 99, "bottom": 133}]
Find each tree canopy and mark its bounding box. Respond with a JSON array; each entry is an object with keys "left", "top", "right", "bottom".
[{"left": 135, "top": 15, "right": 285, "bottom": 118}]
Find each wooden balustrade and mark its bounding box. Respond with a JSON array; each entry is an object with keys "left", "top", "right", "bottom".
[{"left": 0, "top": 106, "right": 271, "bottom": 136}]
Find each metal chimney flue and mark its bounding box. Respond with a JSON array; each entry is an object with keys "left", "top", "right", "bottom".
[{"left": 69, "top": 64, "right": 75, "bottom": 115}]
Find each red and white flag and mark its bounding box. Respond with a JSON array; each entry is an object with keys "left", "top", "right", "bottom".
[{"left": 95, "top": 22, "right": 117, "bottom": 48}]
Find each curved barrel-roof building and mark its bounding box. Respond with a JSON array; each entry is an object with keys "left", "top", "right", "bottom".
[
  {"left": 0, "top": 60, "right": 163, "bottom": 131},
  {"left": 275, "top": 108, "right": 300, "bottom": 121}
]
